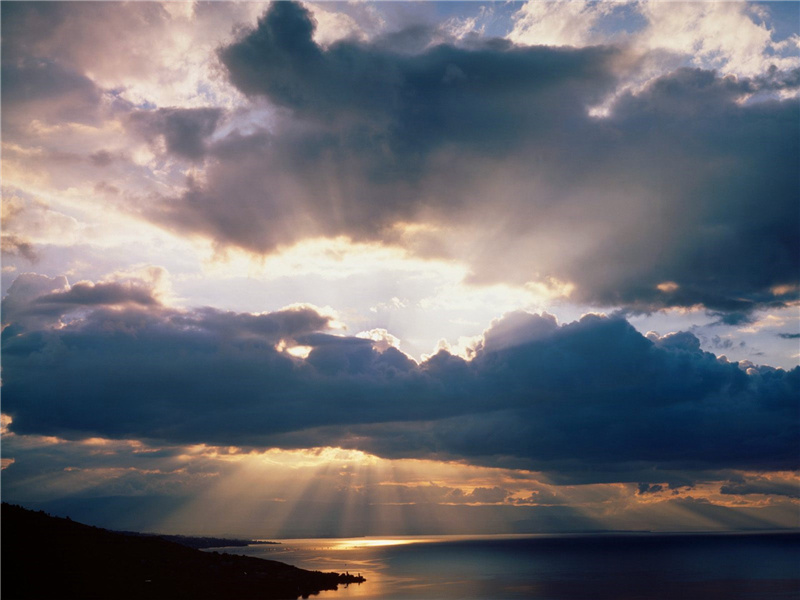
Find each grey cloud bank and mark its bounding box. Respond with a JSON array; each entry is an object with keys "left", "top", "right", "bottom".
[
  {"left": 3, "top": 276, "right": 796, "bottom": 484},
  {"left": 139, "top": 1, "right": 799, "bottom": 317}
]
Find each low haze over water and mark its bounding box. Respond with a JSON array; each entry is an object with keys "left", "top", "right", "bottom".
[{"left": 215, "top": 532, "right": 800, "bottom": 599}]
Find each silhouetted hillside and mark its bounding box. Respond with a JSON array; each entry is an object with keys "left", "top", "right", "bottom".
[{"left": 1, "top": 503, "right": 364, "bottom": 599}]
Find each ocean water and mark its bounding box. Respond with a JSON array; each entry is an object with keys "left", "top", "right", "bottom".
[{"left": 213, "top": 532, "right": 800, "bottom": 599}]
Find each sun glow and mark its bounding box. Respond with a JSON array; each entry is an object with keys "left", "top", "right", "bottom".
[{"left": 331, "top": 537, "right": 428, "bottom": 550}]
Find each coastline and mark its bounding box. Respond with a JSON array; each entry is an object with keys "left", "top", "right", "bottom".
[{"left": 1, "top": 503, "right": 365, "bottom": 600}]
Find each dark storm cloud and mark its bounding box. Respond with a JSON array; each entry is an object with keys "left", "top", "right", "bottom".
[
  {"left": 218, "top": 1, "right": 613, "bottom": 131},
  {"left": 576, "top": 67, "right": 800, "bottom": 313},
  {"left": 153, "top": 1, "right": 617, "bottom": 250},
  {"left": 720, "top": 476, "right": 800, "bottom": 499},
  {"left": 128, "top": 108, "right": 223, "bottom": 161},
  {"left": 143, "top": 1, "right": 800, "bottom": 317},
  {"left": 708, "top": 311, "right": 757, "bottom": 327},
  {"left": 3, "top": 280, "right": 797, "bottom": 482},
  {"left": 777, "top": 333, "right": 800, "bottom": 339},
  {"left": 345, "top": 316, "right": 798, "bottom": 477}
]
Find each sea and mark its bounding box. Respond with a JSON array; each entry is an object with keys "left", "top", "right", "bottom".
[{"left": 210, "top": 531, "right": 799, "bottom": 599}]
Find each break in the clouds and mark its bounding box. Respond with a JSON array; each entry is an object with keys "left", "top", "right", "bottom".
[{"left": 3, "top": 277, "right": 797, "bottom": 484}]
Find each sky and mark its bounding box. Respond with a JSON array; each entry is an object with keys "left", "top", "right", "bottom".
[{"left": 1, "top": 0, "right": 798, "bottom": 537}]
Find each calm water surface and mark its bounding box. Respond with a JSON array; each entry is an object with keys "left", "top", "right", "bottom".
[{"left": 214, "top": 532, "right": 800, "bottom": 599}]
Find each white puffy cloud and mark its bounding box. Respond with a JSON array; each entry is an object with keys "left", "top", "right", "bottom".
[
  {"left": 508, "top": 0, "right": 621, "bottom": 48},
  {"left": 636, "top": 2, "right": 799, "bottom": 78}
]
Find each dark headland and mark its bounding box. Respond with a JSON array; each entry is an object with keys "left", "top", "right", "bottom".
[{"left": 1, "top": 503, "right": 365, "bottom": 599}]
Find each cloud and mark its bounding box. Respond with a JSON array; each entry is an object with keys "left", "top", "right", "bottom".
[
  {"left": 719, "top": 474, "right": 800, "bottom": 499},
  {"left": 174, "top": 305, "right": 335, "bottom": 343},
  {"left": 88, "top": 150, "right": 117, "bottom": 167},
  {"left": 217, "top": 1, "right": 616, "bottom": 146},
  {"left": 355, "top": 482, "right": 510, "bottom": 506},
  {"left": 2, "top": 3, "right": 797, "bottom": 326},
  {"left": 128, "top": 108, "right": 223, "bottom": 161},
  {"left": 778, "top": 333, "right": 800, "bottom": 340},
  {"left": 5, "top": 2, "right": 796, "bottom": 318},
  {"left": 708, "top": 311, "right": 757, "bottom": 327},
  {"left": 133, "top": 1, "right": 800, "bottom": 318},
  {"left": 462, "top": 486, "right": 510, "bottom": 504},
  {"left": 1, "top": 274, "right": 167, "bottom": 335},
  {"left": 0, "top": 58, "right": 105, "bottom": 132},
  {"left": 1, "top": 273, "right": 70, "bottom": 333},
  {"left": 508, "top": 1, "right": 800, "bottom": 79},
  {"left": 475, "top": 311, "right": 559, "bottom": 353},
  {"left": 637, "top": 483, "right": 663, "bottom": 495},
  {"left": 148, "top": 1, "right": 615, "bottom": 251},
  {"left": 635, "top": 2, "right": 800, "bottom": 78},
  {"left": 3, "top": 277, "right": 797, "bottom": 483},
  {"left": 508, "top": 0, "right": 621, "bottom": 48},
  {"left": 34, "top": 281, "right": 161, "bottom": 308},
  {"left": 0, "top": 1, "right": 259, "bottom": 110},
  {"left": 1, "top": 235, "right": 39, "bottom": 263}
]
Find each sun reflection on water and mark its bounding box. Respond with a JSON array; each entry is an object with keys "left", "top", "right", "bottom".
[{"left": 332, "top": 538, "right": 428, "bottom": 550}]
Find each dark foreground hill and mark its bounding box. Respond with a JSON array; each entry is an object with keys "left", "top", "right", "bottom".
[{"left": 1, "top": 503, "right": 364, "bottom": 599}]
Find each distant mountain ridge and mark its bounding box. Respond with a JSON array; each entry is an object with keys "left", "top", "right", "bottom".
[
  {"left": 117, "top": 530, "right": 279, "bottom": 549},
  {"left": 1, "top": 503, "right": 364, "bottom": 599}
]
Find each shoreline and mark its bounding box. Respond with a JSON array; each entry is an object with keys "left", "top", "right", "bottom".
[{"left": 1, "top": 503, "right": 365, "bottom": 600}]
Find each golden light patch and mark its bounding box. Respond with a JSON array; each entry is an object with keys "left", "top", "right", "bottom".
[
  {"left": 0, "top": 414, "right": 12, "bottom": 434},
  {"left": 391, "top": 221, "right": 442, "bottom": 235},
  {"left": 525, "top": 277, "right": 575, "bottom": 299},
  {"left": 286, "top": 345, "right": 313, "bottom": 359},
  {"left": 771, "top": 284, "right": 798, "bottom": 296},
  {"left": 331, "top": 538, "right": 427, "bottom": 550},
  {"left": 79, "top": 437, "right": 116, "bottom": 447}
]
